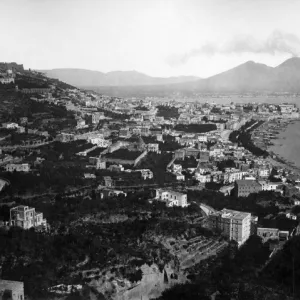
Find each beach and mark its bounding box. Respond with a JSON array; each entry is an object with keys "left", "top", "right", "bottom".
[{"left": 269, "top": 120, "right": 300, "bottom": 172}]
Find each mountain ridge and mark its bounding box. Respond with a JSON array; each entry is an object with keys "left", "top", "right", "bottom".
[
  {"left": 40, "top": 57, "right": 300, "bottom": 93},
  {"left": 39, "top": 68, "right": 200, "bottom": 87}
]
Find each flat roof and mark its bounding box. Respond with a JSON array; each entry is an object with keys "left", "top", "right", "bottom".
[{"left": 212, "top": 208, "right": 251, "bottom": 220}]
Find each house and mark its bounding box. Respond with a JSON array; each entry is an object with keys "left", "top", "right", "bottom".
[
  {"left": 209, "top": 209, "right": 251, "bottom": 246},
  {"left": 155, "top": 189, "right": 188, "bottom": 207},
  {"left": 10, "top": 205, "right": 47, "bottom": 230},
  {"left": 5, "top": 163, "right": 30, "bottom": 172},
  {"left": 235, "top": 180, "right": 262, "bottom": 197},
  {"left": 0, "top": 280, "right": 24, "bottom": 300}
]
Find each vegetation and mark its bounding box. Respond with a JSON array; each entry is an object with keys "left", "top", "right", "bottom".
[
  {"left": 158, "top": 235, "right": 294, "bottom": 299},
  {"left": 229, "top": 120, "right": 268, "bottom": 157},
  {"left": 174, "top": 124, "right": 217, "bottom": 133},
  {"left": 0, "top": 192, "right": 209, "bottom": 299},
  {"left": 156, "top": 105, "right": 179, "bottom": 120}
]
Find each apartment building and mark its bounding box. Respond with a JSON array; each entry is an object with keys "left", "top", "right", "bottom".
[
  {"left": 10, "top": 205, "right": 47, "bottom": 230},
  {"left": 155, "top": 189, "right": 188, "bottom": 207},
  {"left": 209, "top": 209, "right": 251, "bottom": 246},
  {"left": 235, "top": 180, "right": 262, "bottom": 197}
]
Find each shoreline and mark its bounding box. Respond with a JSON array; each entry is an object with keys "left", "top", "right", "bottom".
[{"left": 267, "top": 119, "right": 300, "bottom": 175}]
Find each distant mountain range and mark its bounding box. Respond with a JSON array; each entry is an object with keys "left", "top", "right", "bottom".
[
  {"left": 40, "top": 57, "right": 300, "bottom": 94},
  {"left": 39, "top": 69, "right": 200, "bottom": 87}
]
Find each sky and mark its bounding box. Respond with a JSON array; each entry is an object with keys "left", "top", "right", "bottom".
[{"left": 1, "top": 0, "right": 300, "bottom": 78}]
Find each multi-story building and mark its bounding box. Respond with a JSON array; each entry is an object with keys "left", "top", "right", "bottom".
[
  {"left": 198, "top": 135, "right": 208, "bottom": 143},
  {"left": 155, "top": 189, "right": 188, "bottom": 207},
  {"left": 10, "top": 205, "right": 47, "bottom": 230},
  {"left": 209, "top": 209, "right": 251, "bottom": 246},
  {"left": 119, "top": 127, "right": 131, "bottom": 138},
  {"left": 235, "top": 180, "right": 262, "bottom": 197},
  {"left": 258, "top": 181, "right": 280, "bottom": 191},
  {"left": 0, "top": 280, "right": 24, "bottom": 300},
  {"left": 141, "top": 126, "right": 150, "bottom": 136}
]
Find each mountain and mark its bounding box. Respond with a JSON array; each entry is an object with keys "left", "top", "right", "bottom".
[
  {"left": 196, "top": 61, "right": 274, "bottom": 92},
  {"left": 195, "top": 57, "right": 300, "bottom": 93},
  {"left": 40, "top": 68, "right": 200, "bottom": 87},
  {"left": 41, "top": 57, "right": 300, "bottom": 95}
]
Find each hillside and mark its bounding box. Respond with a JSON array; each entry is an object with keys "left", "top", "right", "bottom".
[{"left": 41, "top": 68, "right": 200, "bottom": 87}]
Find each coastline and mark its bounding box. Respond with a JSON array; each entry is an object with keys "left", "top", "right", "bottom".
[{"left": 267, "top": 119, "right": 300, "bottom": 175}]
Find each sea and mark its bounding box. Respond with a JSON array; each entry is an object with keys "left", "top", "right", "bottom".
[{"left": 269, "top": 120, "right": 300, "bottom": 168}]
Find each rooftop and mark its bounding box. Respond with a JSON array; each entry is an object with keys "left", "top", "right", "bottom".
[{"left": 217, "top": 208, "right": 251, "bottom": 220}]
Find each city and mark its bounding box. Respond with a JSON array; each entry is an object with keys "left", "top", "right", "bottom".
[{"left": 1, "top": 0, "right": 300, "bottom": 300}]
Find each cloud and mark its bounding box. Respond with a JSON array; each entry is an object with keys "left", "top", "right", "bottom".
[{"left": 167, "top": 30, "right": 300, "bottom": 66}]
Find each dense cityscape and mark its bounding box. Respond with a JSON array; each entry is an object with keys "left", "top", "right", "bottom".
[
  {"left": 0, "top": 62, "right": 300, "bottom": 300},
  {"left": 2, "top": 0, "right": 300, "bottom": 299}
]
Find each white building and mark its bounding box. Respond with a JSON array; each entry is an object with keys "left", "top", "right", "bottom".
[
  {"left": 259, "top": 181, "right": 280, "bottom": 191},
  {"left": 198, "top": 135, "right": 208, "bottom": 143},
  {"left": 5, "top": 163, "right": 30, "bottom": 172},
  {"left": 136, "top": 169, "right": 153, "bottom": 180},
  {"left": 257, "top": 168, "right": 270, "bottom": 178},
  {"left": 209, "top": 209, "right": 251, "bottom": 246},
  {"left": 155, "top": 189, "right": 188, "bottom": 207},
  {"left": 10, "top": 205, "right": 47, "bottom": 230}
]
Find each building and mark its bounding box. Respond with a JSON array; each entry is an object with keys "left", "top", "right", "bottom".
[
  {"left": 119, "top": 127, "right": 131, "bottom": 138},
  {"left": 5, "top": 163, "right": 30, "bottom": 172},
  {"left": 257, "top": 227, "right": 280, "bottom": 242},
  {"left": 141, "top": 126, "right": 150, "bottom": 136},
  {"left": 10, "top": 205, "right": 47, "bottom": 230},
  {"left": 209, "top": 209, "right": 251, "bottom": 246},
  {"left": 136, "top": 169, "right": 153, "bottom": 180},
  {"left": 2, "top": 122, "right": 18, "bottom": 129},
  {"left": 96, "top": 159, "right": 106, "bottom": 170},
  {"left": 103, "top": 176, "right": 115, "bottom": 187},
  {"left": 198, "top": 135, "right": 208, "bottom": 143},
  {"left": 56, "top": 133, "right": 75, "bottom": 143},
  {"left": 21, "top": 88, "right": 51, "bottom": 94},
  {"left": 0, "top": 280, "right": 24, "bottom": 300},
  {"left": 258, "top": 181, "right": 280, "bottom": 191},
  {"left": 199, "top": 150, "right": 210, "bottom": 162},
  {"left": 146, "top": 143, "right": 160, "bottom": 153},
  {"left": 155, "top": 189, "right": 188, "bottom": 207},
  {"left": 0, "top": 77, "right": 14, "bottom": 84},
  {"left": 235, "top": 180, "right": 262, "bottom": 197}
]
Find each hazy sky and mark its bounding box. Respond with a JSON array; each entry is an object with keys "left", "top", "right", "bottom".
[{"left": 1, "top": 0, "right": 300, "bottom": 77}]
